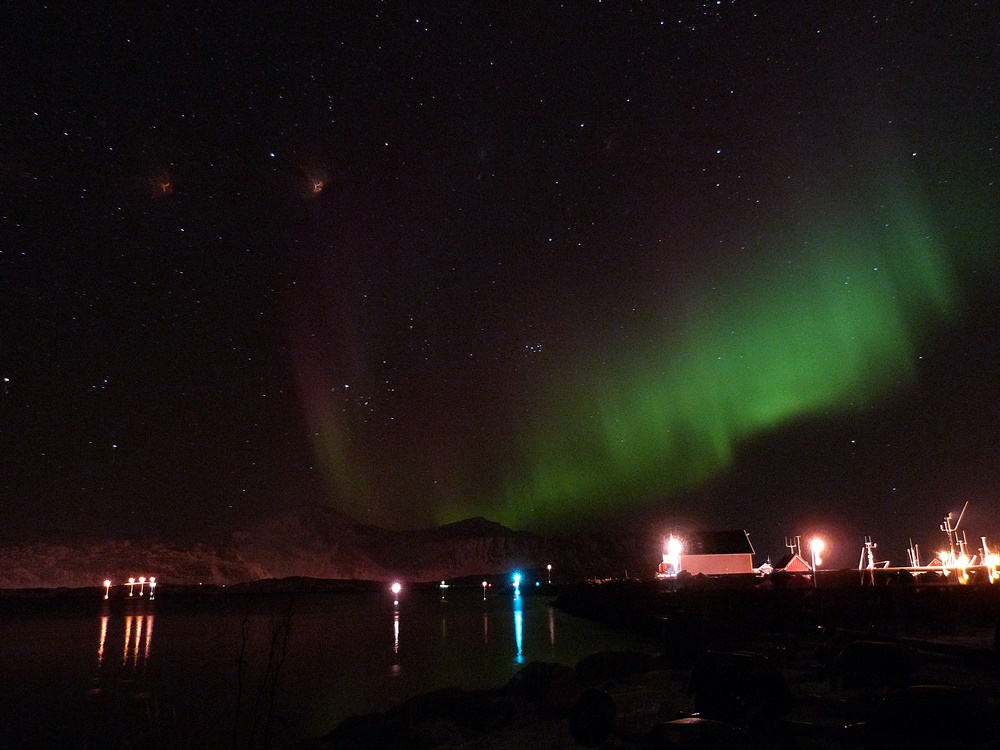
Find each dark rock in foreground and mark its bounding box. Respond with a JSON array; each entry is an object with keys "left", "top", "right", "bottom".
[{"left": 290, "top": 653, "right": 662, "bottom": 750}]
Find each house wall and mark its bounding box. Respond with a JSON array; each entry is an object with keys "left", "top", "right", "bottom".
[{"left": 680, "top": 553, "right": 754, "bottom": 575}]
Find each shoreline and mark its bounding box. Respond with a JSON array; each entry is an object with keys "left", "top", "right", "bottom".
[{"left": 0, "top": 574, "right": 573, "bottom": 600}]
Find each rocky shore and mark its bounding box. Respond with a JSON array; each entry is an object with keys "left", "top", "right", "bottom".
[{"left": 293, "top": 577, "right": 1000, "bottom": 749}]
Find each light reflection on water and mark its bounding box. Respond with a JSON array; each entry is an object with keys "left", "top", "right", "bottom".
[
  {"left": 390, "top": 591, "right": 533, "bottom": 668},
  {"left": 390, "top": 590, "right": 556, "bottom": 671},
  {"left": 97, "top": 615, "right": 108, "bottom": 666},
  {"left": 0, "top": 590, "right": 650, "bottom": 748},
  {"left": 91, "top": 603, "right": 158, "bottom": 674},
  {"left": 513, "top": 593, "right": 524, "bottom": 663},
  {"left": 108, "top": 611, "right": 154, "bottom": 669}
]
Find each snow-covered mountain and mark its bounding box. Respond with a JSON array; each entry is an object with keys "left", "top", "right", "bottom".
[{"left": 0, "top": 507, "right": 654, "bottom": 589}]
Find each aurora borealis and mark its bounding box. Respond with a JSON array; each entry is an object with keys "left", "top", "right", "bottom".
[
  {"left": 2, "top": 2, "right": 999, "bottom": 564},
  {"left": 497, "top": 186, "right": 959, "bottom": 528}
]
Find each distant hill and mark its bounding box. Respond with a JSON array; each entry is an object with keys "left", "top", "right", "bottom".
[{"left": 0, "top": 506, "right": 658, "bottom": 589}]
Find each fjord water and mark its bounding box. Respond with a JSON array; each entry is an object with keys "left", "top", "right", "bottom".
[{"left": 0, "top": 588, "right": 648, "bottom": 747}]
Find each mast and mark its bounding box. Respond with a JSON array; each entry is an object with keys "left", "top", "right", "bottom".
[
  {"left": 940, "top": 501, "right": 969, "bottom": 562},
  {"left": 785, "top": 535, "right": 801, "bottom": 559},
  {"left": 860, "top": 537, "right": 877, "bottom": 585}
]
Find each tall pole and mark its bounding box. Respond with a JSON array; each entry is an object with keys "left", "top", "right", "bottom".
[{"left": 810, "top": 538, "right": 824, "bottom": 589}]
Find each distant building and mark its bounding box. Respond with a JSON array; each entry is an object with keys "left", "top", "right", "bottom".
[
  {"left": 772, "top": 552, "right": 813, "bottom": 573},
  {"left": 660, "top": 530, "right": 756, "bottom": 576}
]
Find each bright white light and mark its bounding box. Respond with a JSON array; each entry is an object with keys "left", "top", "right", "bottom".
[
  {"left": 391, "top": 581, "right": 402, "bottom": 596},
  {"left": 659, "top": 535, "right": 683, "bottom": 578},
  {"left": 666, "top": 536, "right": 683, "bottom": 556},
  {"left": 809, "top": 538, "right": 825, "bottom": 554},
  {"left": 986, "top": 554, "right": 1000, "bottom": 583}
]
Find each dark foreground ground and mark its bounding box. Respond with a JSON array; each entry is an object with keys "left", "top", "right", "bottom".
[{"left": 293, "top": 573, "right": 1000, "bottom": 749}]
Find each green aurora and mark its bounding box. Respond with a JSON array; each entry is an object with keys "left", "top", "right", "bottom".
[{"left": 487, "top": 186, "right": 965, "bottom": 528}]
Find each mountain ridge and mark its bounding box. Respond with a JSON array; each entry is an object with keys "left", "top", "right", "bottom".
[{"left": 0, "top": 506, "right": 655, "bottom": 589}]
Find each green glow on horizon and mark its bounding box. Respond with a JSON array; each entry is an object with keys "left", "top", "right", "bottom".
[{"left": 493, "top": 187, "right": 960, "bottom": 528}]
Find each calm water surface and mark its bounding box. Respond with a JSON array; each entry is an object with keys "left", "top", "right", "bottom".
[{"left": 0, "top": 588, "right": 650, "bottom": 747}]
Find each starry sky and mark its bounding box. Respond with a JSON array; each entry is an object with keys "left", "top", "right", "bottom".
[{"left": 2, "top": 2, "right": 998, "bottom": 565}]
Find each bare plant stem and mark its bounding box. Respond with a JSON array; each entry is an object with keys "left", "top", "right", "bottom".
[
  {"left": 245, "top": 597, "right": 295, "bottom": 750},
  {"left": 262, "top": 597, "right": 294, "bottom": 749},
  {"left": 233, "top": 613, "right": 251, "bottom": 750}
]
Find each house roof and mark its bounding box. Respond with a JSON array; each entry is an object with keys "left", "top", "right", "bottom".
[
  {"left": 773, "top": 553, "right": 812, "bottom": 572},
  {"left": 682, "top": 530, "right": 755, "bottom": 556}
]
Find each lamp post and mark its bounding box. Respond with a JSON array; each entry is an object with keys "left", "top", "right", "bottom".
[
  {"left": 391, "top": 581, "right": 402, "bottom": 606},
  {"left": 103, "top": 579, "right": 112, "bottom": 600},
  {"left": 547, "top": 564, "right": 552, "bottom": 585},
  {"left": 810, "top": 537, "right": 825, "bottom": 589}
]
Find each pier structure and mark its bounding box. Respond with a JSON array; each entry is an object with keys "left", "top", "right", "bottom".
[{"left": 102, "top": 575, "right": 157, "bottom": 599}]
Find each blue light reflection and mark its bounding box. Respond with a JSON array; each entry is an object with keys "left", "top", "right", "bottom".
[{"left": 513, "top": 593, "right": 524, "bottom": 664}]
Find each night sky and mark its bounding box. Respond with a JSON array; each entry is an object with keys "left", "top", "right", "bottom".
[{"left": 2, "top": 2, "right": 998, "bottom": 566}]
